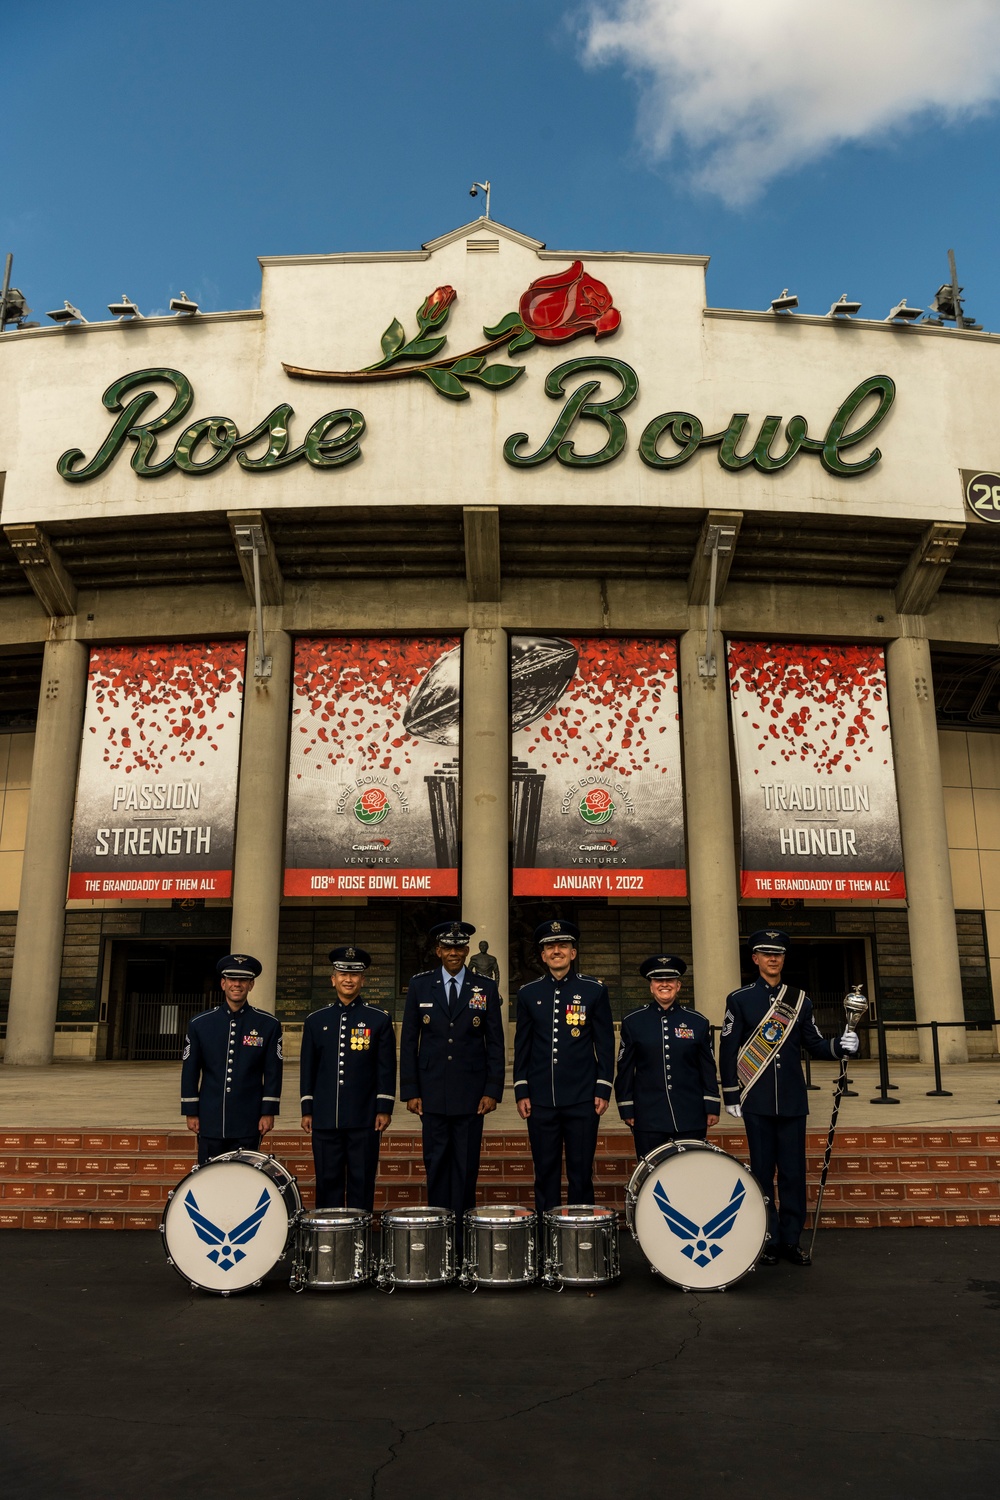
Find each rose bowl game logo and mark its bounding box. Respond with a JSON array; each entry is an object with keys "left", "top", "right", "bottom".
[
  {"left": 579, "top": 787, "right": 615, "bottom": 826},
  {"left": 354, "top": 787, "right": 390, "bottom": 825}
]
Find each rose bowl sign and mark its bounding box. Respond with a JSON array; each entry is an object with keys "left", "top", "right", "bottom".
[{"left": 284, "top": 636, "right": 461, "bottom": 897}]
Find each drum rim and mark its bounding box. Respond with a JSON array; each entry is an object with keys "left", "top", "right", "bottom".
[
  {"left": 382, "top": 1206, "right": 455, "bottom": 1225},
  {"left": 544, "top": 1203, "right": 617, "bottom": 1223},
  {"left": 464, "top": 1205, "right": 535, "bottom": 1224},
  {"left": 299, "top": 1207, "right": 373, "bottom": 1228}
]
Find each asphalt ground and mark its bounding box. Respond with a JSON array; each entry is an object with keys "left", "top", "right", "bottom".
[{"left": 1, "top": 1230, "right": 997, "bottom": 1500}]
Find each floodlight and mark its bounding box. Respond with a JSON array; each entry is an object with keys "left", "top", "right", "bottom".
[
  {"left": 170, "top": 291, "right": 199, "bottom": 315},
  {"left": 770, "top": 288, "right": 798, "bottom": 313},
  {"left": 108, "top": 294, "right": 143, "bottom": 320},
  {"left": 885, "top": 299, "right": 923, "bottom": 323},
  {"left": 47, "top": 301, "right": 88, "bottom": 325},
  {"left": 828, "top": 294, "right": 862, "bottom": 318}
]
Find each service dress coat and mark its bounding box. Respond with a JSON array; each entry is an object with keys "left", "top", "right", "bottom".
[
  {"left": 180, "top": 1003, "right": 283, "bottom": 1137},
  {"left": 399, "top": 969, "right": 505, "bottom": 1114},
  {"left": 514, "top": 970, "right": 615, "bottom": 1109},
  {"left": 614, "top": 1001, "right": 720, "bottom": 1134},
  {"left": 718, "top": 978, "right": 846, "bottom": 1116},
  {"left": 300, "top": 998, "right": 396, "bottom": 1129}
]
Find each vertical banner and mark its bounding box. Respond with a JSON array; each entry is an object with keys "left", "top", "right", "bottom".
[
  {"left": 284, "top": 637, "right": 460, "bottom": 897},
  {"left": 69, "top": 642, "right": 245, "bottom": 898},
  {"left": 511, "top": 636, "right": 685, "bottom": 897},
  {"left": 727, "top": 640, "right": 905, "bottom": 899}
]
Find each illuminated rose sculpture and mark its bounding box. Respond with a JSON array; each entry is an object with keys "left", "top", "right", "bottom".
[
  {"left": 283, "top": 264, "right": 621, "bottom": 401},
  {"left": 518, "top": 262, "right": 621, "bottom": 343}
]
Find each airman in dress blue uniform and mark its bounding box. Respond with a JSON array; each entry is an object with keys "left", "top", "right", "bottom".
[
  {"left": 400, "top": 919, "right": 505, "bottom": 1254},
  {"left": 514, "top": 919, "right": 615, "bottom": 1213},
  {"left": 181, "top": 954, "right": 283, "bottom": 1166},
  {"left": 615, "top": 955, "right": 721, "bottom": 1159},
  {"left": 300, "top": 946, "right": 396, "bottom": 1212},
  {"left": 719, "top": 929, "right": 859, "bottom": 1266}
]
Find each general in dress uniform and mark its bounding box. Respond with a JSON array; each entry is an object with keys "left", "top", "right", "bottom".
[
  {"left": 400, "top": 919, "right": 505, "bottom": 1253},
  {"left": 514, "top": 919, "right": 615, "bottom": 1213},
  {"left": 181, "top": 954, "right": 283, "bottom": 1167},
  {"left": 719, "top": 929, "right": 859, "bottom": 1266},
  {"left": 300, "top": 946, "right": 396, "bottom": 1213},
  {"left": 615, "top": 955, "right": 720, "bottom": 1159}
]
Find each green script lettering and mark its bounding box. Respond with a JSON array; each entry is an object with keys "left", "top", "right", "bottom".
[{"left": 504, "top": 357, "right": 639, "bottom": 468}]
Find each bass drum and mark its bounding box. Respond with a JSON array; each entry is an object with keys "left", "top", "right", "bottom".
[
  {"left": 161, "top": 1150, "right": 302, "bottom": 1295},
  {"left": 626, "top": 1139, "right": 767, "bottom": 1291}
]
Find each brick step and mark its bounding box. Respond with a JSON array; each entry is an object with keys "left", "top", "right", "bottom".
[
  {"left": 3, "top": 1150, "right": 999, "bottom": 1183},
  {"left": 3, "top": 1201, "right": 1000, "bottom": 1232}
]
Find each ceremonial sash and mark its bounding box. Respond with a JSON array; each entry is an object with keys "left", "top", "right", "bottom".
[{"left": 737, "top": 985, "right": 804, "bottom": 1104}]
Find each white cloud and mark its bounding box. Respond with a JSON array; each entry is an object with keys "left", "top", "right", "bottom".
[{"left": 582, "top": 0, "right": 1000, "bottom": 203}]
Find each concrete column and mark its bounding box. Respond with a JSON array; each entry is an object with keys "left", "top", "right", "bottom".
[
  {"left": 4, "top": 636, "right": 88, "bottom": 1066},
  {"left": 461, "top": 613, "right": 509, "bottom": 1031},
  {"left": 886, "top": 630, "right": 967, "bottom": 1063},
  {"left": 229, "top": 618, "right": 292, "bottom": 1015},
  {"left": 679, "top": 624, "right": 742, "bottom": 1026}
]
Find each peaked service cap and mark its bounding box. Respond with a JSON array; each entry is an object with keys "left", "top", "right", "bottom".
[
  {"left": 217, "top": 954, "right": 263, "bottom": 980},
  {"left": 748, "top": 929, "right": 790, "bottom": 954},
  {"left": 534, "top": 918, "right": 580, "bottom": 946},
  {"left": 429, "top": 920, "right": 476, "bottom": 948},
  {"left": 329, "top": 945, "right": 371, "bottom": 972},
  {"left": 639, "top": 954, "right": 688, "bottom": 981}
]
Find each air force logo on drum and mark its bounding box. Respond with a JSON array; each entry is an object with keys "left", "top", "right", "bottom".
[
  {"left": 654, "top": 1177, "right": 746, "bottom": 1268},
  {"left": 183, "top": 1186, "right": 272, "bottom": 1272}
]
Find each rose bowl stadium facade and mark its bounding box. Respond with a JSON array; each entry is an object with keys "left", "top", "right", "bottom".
[{"left": 1, "top": 215, "right": 998, "bottom": 1069}]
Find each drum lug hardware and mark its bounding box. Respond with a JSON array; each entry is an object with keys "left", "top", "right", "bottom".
[
  {"left": 189, "top": 1282, "right": 199, "bottom": 1291},
  {"left": 166, "top": 1190, "right": 174, "bottom": 1202}
]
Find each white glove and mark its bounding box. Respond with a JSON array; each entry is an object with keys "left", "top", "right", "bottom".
[
  {"left": 838, "top": 1030, "right": 860, "bottom": 1055},
  {"left": 725, "top": 1104, "right": 742, "bottom": 1118}
]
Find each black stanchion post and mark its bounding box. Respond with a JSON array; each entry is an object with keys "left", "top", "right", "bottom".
[
  {"left": 870, "top": 1013, "right": 899, "bottom": 1105},
  {"left": 804, "top": 1051, "right": 819, "bottom": 1091},
  {"left": 926, "top": 1020, "right": 953, "bottom": 1097}
]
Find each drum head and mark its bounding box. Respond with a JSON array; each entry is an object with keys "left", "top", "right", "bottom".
[
  {"left": 162, "top": 1156, "right": 294, "bottom": 1292},
  {"left": 632, "top": 1142, "right": 767, "bottom": 1290}
]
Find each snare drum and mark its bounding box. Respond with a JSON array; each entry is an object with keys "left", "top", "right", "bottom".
[
  {"left": 378, "top": 1206, "right": 455, "bottom": 1290},
  {"left": 626, "top": 1139, "right": 768, "bottom": 1291},
  {"left": 542, "top": 1204, "right": 620, "bottom": 1288},
  {"left": 461, "top": 1205, "right": 537, "bottom": 1289},
  {"left": 161, "top": 1150, "right": 301, "bottom": 1295},
  {"left": 291, "top": 1208, "right": 374, "bottom": 1292}
]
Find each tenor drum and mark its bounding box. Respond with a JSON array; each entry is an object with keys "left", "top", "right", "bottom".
[
  {"left": 461, "top": 1205, "right": 538, "bottom": 1289},
  {"left": 291, "top": 1208, "right": 375, "bottom": 1292},
  {"left": 378, "top": 1206, "right": 455, "bottom": 1290},
  {"left": 626, "top": 1139, "right": 768, "bottom": 1292},
  {"left": 160, "top": 1150, "right": 301, "bottom": 1295},
  {"left": 542, "top": 1205, "right": 620, "bottom": 1288}
]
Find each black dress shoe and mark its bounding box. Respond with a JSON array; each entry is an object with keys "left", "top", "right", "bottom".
[
  {"left": 761, "top": 1244, "right": 779, "bottom": 1266},
  {"left": 782, "top": 1244, "right": 812, "bottom": 1266}
]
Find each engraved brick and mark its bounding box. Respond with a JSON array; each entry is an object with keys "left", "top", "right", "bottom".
[
  {"left": 123, "top": 1214, "right": 159, "bottom": 1230},
  {"left": 952, "top": 1133, "right": 975, "bottom": 1146},
  {"left": 944, "top": 1212, "right": 975, "bottom": 1226},
  {"left": 977, "top": 1132, "right": 1000, "bottom": 1147},
  {"left": 26, "top": 1212, "right": 57, "bottom": 1228},
  {"left": 981, "top": 1210, "right": 1000, "bottom": 1226},
  {"left": 924, "top": 1133, "right": 950, "bottom": 1147},
  {"left": 27, "top": 1134, "right": 54, "bottom": 1149},
  {"left": 502, "top": 1159, "right": 532, "bottom": 1177},
  {"left": 0, "top": 1211, "right": 24, "bottom": 1227},
  {"left": 881, "top": 1211, "right": 914, "bottom": 1227},
  {"left": 867, "top": 1133, "right": 892, "bottom": 1149},
  {"left": 914, "top": 1211, "right": 946, "bottom": 1226},
  {"left": 80, "top": 1160, "right": 104, "bottom": 1175},
  {"left": 969, "top": 1182, "right": 1000, "bottom": 1199},
  {"left": 898, "top": 1157, "right": 928, "bottom": 1173},
  {"left": 958, "top": 1156, "right": 985, "bottom": 1171},
  {"left": 95, "top": 1215, "right": 122, "bottom": 1229},
  {"left": 893, "top": 1134, "right": 923, "bottom": 1148},
  {"left": 869, "top": 1158, "right": 896, "bottom": 1175},
  {"left": 54, "top": 1135, "right": 83, "bottom": 1148},
  {"left": 0, "top": 1135, "right": 24, "bottom": 1150},
  {"left": 845, "top": 1212, "right": 876, "bottom": 1228},
  {"left": 138, "top": 1160, "right": 163, "bottom": 1176},
  {"left": 140, "top": 1136, "right": 169, "bottom": 1152},
  {"left": 875, "top": 1184, "right": 905, "bottom": 1201},
  {"left": 905, "top": 1184, "right": 937, "bottom": 1201},
  {"left": 18, "top": 1158, "right": 45, "bottom": 1175},
  {"left": 166, "top": 1159, "right": 192, "bottom": 1176},
  {"left": 130, "top": 1186, "right": 164, "bottom": 1203},
  {"left": 940, "top": 1183, "right": 969, "bottom": 1199},
  {"left": 928, "top": 1156, "right": 958, "bottom": 1173},
  {"left": 98, "top": 1185, "right": 128, "bottom": 1202},
  {"left": 380, "top": 1160, "right": 411, "bottom": 1178},
  {"left": 844, "top": 1184, "right": 875, "bottom": 1202},
  {"left": 4, "top": 1183, "right": 33, "bottom": 1199},
  {"left": 49, "top": 1159, "right": 76, "bottom": 1175},
  {"left": 476, "top": 1161, "right": 502, "bottom": 1177},
  {"left": 839, "top": 1133, "right": 865, "bottom": 1148},
  {"left": 66, "top": 1184, "right": 97, "bottom": 1201},
  {"left": 82, "top": 1135, "right": 111, "bottom": 1150},
  {"left": 111, "top": 1135, "right": 139, "bottom": 1151},
  {"left": 58, "top": 1213, "right": 91, "bottom": 1229},
  {"left": 108, "top": 1160, "right": 134, "bottom": 1175}
]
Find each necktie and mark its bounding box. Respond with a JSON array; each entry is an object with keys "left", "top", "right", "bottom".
[{"left": 448, "top": 977, "right": 458, "bottom": 1015}]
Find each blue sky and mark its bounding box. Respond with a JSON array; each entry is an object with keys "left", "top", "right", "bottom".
[{"left": 5, "top": 0, "right": 1000, "bottom": 329}]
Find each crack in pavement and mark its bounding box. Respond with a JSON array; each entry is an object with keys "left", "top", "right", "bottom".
[{"left": 368, "top": 1296, "right": 705, "bottom": 1500}]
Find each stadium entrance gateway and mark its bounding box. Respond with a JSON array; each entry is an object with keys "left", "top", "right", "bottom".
[{"left": 0, "top": 215, "right": 997, "bottom": 1069}]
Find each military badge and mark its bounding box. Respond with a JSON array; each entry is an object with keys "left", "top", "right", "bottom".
[
  {"left": 762, "top": 1021, "right": 781, "bottom": 1043},
  {"left": 565, "top": 1003, "right": 586, "bottom": 1027},
  {"left": 472, "top": 1016, "right": 481, "bottom": 1028},
  {"left": 674, "top": 1025, "right": 695, "bottom": 1040},
  {"left": 243, "top": 1030, "right": 263, "bottom": 1047},
  {"left": 350, "top": 1026, "right": 372, "bottom": 1051},
  {"left": 422, "top": 1015, "right": 430, "bottom": 1025},
  {"left": 468, "top": 991, "right": 488, "bottom": 1011}
]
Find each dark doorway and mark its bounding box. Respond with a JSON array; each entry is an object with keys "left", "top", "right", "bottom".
[
  {"left": 106, "top": 940, "right": 231, "bottom": 1060},
  {"left": 740, "top": 938, "right": 870, "bottom": 1054}
]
